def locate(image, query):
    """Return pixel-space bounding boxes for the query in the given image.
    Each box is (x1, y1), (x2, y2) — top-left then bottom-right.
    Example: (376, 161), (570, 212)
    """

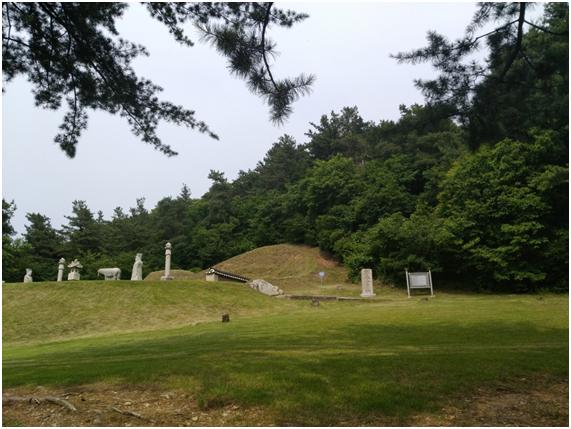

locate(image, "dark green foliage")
(437, 131), (568, 291)
(394, 2), (569, 149)
(22, 213), (63, 281)
(2, 199), (16, 237)
(343, 209), (454, 283)
(2, 2), (312, 157)
(2, 199), (23, 282)
(305, 107), (373, 162)
(61, 200), (103, 257)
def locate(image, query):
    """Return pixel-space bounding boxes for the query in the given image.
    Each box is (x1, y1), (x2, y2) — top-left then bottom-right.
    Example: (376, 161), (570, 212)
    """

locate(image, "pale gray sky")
(3, 2), (485, 234)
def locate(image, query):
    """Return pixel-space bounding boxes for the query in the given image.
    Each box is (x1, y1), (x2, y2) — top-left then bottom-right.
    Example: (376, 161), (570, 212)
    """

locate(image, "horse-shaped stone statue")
(97, 267), (121, 280)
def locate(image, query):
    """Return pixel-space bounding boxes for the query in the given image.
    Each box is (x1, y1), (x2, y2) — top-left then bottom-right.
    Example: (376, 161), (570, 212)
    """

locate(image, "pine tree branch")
(261, 2), (277, 89)
(499, 2), (527, 82)
(524, 19), (569, 36)
(4, 3), (12, 45)
(2, 36), (31, 48)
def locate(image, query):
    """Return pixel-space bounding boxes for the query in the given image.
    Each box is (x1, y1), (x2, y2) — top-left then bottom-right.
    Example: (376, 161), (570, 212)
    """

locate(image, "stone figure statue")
(23, 268), (33, 283)
(131, 253), (143, 281)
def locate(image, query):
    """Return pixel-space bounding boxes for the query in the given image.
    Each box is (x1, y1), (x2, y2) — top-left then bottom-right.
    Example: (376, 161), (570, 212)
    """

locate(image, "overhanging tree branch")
(499, 2), (527, 82)
(261, 2), (277, 89)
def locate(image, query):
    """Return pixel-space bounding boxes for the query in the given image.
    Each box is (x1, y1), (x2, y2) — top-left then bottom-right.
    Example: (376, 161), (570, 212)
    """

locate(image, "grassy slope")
(145, 244), (360, 296)
(2, 280), (302, 345)
(3, 282), (568, 425)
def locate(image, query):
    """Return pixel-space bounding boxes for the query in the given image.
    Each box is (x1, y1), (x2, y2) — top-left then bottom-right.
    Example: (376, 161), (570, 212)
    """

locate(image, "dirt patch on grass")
(2, 384), (275, 427)
(3, 377), (568, 426)
(410, 376), (569, 427)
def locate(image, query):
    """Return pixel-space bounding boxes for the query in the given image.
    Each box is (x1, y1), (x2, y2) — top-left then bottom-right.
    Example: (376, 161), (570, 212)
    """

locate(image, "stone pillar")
(23, 268), (33, 283)
(57, 258), (65, 282)
(160, 242), (174, 280)
(360, 268), (375, 298)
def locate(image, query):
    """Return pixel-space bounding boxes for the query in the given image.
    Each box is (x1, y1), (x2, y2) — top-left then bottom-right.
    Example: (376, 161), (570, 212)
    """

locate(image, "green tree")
(61, 200), (103, 256)
(2, 199), (16, 237)
(305, 107), (373, 161)
(2, 199), (21, 282)
(22, 213), (63, 281)
(437, 131), (568, 291)
(394, 2), (569, 148)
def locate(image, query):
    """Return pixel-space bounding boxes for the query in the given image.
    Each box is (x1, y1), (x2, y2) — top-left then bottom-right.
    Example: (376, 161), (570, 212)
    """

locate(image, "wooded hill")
(2, 4), (568, 292)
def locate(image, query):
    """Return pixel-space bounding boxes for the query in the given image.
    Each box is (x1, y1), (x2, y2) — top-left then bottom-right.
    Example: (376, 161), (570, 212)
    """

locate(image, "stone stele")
(360, 268), (375, 298)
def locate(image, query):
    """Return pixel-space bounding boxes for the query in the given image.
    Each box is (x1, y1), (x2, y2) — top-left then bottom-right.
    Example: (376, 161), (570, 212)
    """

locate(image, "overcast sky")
(3, 2), (488, 234)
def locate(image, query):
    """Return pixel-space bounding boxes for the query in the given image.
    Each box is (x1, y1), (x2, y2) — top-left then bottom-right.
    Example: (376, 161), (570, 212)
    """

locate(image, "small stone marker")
(57, 258), (65, 282)
(23, 268), (33, 283)
(131, 253), (143, 281)
(67, 259), (83, 281)
(222, 314), (230, 323)
(160, 242), (174, 281)
(360, 268), (375, 298)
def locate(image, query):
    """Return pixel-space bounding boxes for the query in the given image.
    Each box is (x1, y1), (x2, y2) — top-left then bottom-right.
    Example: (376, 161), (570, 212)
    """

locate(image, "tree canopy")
(394, 2), (569, 148)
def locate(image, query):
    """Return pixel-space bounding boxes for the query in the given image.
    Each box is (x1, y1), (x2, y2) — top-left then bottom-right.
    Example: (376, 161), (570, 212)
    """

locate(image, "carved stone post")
(160, 242), (174, 280)
(57, 258), (65, 282)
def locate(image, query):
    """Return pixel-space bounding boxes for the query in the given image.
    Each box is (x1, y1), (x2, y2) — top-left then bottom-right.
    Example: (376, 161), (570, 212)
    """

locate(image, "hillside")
(146, 244), (362, 296)
(2, 280), (303, 345)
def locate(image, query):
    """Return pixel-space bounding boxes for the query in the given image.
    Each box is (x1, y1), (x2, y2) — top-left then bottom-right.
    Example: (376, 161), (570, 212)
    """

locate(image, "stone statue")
(131, 253), (143, 281)
(160, 242), (174, 280)
(97, 267), (121, 280)
(23, 268), (33, 283)
(57, 258), (65, 282)
(67, 259), (83, 281)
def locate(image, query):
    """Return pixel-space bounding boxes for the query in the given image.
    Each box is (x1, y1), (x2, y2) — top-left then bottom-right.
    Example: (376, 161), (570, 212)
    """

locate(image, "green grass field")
(2, 280), (568, 425)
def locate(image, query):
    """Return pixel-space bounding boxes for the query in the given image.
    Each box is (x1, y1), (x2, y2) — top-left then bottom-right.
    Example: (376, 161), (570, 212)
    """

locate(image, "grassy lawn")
(2, 280), (303, 344)
(3, 281), (568, 425)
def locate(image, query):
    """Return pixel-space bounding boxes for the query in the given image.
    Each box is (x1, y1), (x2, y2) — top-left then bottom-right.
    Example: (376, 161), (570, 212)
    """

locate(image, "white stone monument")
(97, 267), (121, 280)
(67, 259), (83, 281)
(160, 242), (174, 280)
(249, 279), (284, 296)
(23, 268), (33, 283)
(57, 258), (65, 282)
(131, 253), (143, 281)
(360, 268), (375, 297)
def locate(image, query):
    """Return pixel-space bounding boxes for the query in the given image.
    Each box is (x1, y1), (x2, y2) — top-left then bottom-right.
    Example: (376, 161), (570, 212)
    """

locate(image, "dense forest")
(2, 3), (568, 291)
